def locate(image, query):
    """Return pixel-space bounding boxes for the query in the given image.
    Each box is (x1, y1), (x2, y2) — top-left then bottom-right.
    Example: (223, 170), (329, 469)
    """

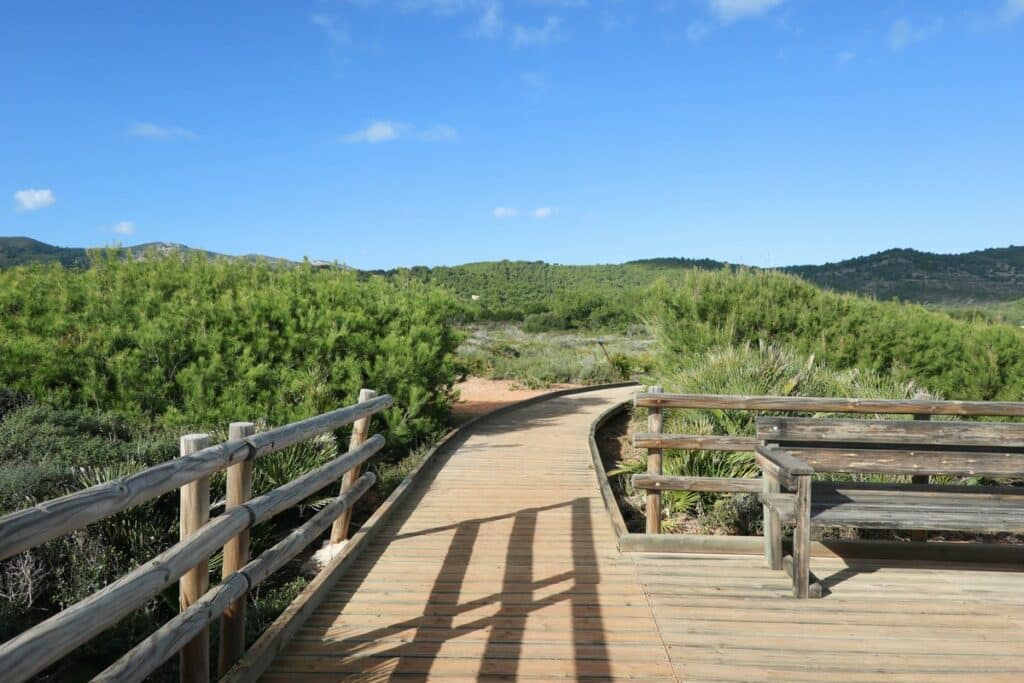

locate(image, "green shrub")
(0, 254), (463, 449)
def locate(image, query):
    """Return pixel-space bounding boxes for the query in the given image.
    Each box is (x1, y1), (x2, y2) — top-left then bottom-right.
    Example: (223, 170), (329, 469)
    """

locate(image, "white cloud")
(311, 13), (350, 44)
(889, 18), (942, 50)
(13, 188), (55, 211)
(687, 20), (712, 43)
(339, 120), (457, 143)
(475, 1), (503, 37)
(836, 50), (856, 65)
(708, 0), (783, 23)
(533, 207), (553, 218)
(112, 221), (136, 235)
(493, 207), (518, 218)
(130, 122), (197, 140)
(520, 71), (550, 90)
(513, 16), (563, 45)
(1002, 0), (1024, 22)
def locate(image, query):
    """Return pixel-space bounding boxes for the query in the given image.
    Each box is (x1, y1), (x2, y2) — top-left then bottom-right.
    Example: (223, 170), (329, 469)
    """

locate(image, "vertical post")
(218, 421), (255, 676)
(793, 475), (812, 599)
(179, 433), (212, 683)
(910, 409), (931, 543)
(645, 386), (664, 535)
(762, 471), (782, 570)
(330, 388), (378, 543)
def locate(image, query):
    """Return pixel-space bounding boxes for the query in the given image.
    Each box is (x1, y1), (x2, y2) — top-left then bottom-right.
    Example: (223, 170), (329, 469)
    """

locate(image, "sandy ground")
(450, 376), (580, 423)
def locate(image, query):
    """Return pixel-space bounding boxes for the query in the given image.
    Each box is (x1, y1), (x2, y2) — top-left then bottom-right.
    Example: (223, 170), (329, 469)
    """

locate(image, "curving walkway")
(264, 385), (674, 681)
(263, 385), (1024, 682)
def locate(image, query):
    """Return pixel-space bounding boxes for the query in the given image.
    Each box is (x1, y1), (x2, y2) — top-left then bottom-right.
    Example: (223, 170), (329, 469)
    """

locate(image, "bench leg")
(762, 473), (782, 570)
(792, 475), (812, 599)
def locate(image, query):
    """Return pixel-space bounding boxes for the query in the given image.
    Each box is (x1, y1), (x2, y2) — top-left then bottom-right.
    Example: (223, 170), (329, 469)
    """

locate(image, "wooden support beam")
(331, 388), (378, 543)
(219, 421), (255, 677)
(910, 410), (931, 543)
(179, 433), (212, 683)
(645, 386), (663, 535)
(782, 554), (823, 598)
(631, 474), (762, 493)
(632, 433), (756, 451)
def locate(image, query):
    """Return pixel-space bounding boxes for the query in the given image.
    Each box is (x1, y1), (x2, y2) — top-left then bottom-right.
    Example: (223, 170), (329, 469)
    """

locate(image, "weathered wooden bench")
(755, 416), (1024, 598)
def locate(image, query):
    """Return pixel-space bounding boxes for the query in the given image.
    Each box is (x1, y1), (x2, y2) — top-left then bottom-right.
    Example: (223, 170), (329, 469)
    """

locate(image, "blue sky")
(3, 1), (1023, 268)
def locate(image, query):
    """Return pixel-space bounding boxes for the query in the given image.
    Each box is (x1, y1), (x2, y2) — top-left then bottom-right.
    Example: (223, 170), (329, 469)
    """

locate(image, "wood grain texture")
(758, 416), (1024, 449)
(262, 385), (679, 682)
(645, 386), (664, 535)
(631, 474), (762, 493)
(179, 433), (212, 683)
(0, 394), (393, 562)
(220, 421), (255, 677)
(636, 392), (1024, 416)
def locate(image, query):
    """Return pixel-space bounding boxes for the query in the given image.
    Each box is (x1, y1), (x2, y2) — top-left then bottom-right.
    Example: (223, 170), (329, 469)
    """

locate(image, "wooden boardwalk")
(265, 386), (1024, 682)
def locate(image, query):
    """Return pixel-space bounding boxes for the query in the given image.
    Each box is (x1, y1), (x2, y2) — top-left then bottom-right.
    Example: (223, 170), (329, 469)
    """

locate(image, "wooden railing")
(0, 390), (393, 683)
(632, 390), (1024, 534)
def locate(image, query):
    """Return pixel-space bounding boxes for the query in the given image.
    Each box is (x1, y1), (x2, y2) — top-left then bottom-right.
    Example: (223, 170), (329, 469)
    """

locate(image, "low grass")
(457, 323), (654, 389)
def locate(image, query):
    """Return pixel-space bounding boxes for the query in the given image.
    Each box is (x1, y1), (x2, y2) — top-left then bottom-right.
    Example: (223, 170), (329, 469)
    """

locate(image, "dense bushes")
(646, 268), (1024, 401)
(617, 343), (926, 534)
(0, 253), (463, 446)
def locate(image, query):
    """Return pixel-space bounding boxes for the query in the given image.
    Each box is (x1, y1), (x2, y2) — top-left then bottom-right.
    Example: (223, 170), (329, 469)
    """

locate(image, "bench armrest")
(755, 444), (814, 476)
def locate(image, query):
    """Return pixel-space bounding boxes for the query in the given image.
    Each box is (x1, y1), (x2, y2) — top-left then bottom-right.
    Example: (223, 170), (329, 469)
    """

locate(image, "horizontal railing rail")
(631, 390), (1024, 533)
(0, 390), (393, 683)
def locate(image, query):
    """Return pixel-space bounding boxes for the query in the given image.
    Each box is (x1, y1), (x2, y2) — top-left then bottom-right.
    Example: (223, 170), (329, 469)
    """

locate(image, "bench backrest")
(756, 417), (1024, 478)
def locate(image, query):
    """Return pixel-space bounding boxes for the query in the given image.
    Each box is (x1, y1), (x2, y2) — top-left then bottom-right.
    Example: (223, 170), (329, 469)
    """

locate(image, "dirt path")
(450, 377), (580, 423)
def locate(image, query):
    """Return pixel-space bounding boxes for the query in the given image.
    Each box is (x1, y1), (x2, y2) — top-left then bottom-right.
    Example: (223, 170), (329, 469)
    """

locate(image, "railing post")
(179, 433), (212, 683)
(911, 397), (931, 542)
(330, 388), (379, 543)
(645, 386), (664, 534)
(218, 421), (255, 676)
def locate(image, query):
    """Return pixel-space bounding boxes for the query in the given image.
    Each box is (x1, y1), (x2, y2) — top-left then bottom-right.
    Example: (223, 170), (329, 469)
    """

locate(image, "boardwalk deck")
(264, 386), (1024, 682)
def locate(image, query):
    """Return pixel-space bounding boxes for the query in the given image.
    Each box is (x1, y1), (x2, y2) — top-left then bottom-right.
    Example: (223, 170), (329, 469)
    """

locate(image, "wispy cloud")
(836, 50), (856, 66)
(513, 16), (563, 45)
(112, 220), (136, 236)
(520, 71), (550, 90)
(475, 1), (503, 37)
(311, 13), (349, 44)
(13, 188), (55, 211)
(1002, 0), (1024, 23)
(687, 20), (712, 43)
(493, 206), (554, 219)
(533, 207), (553, 218)
(130, 122), (197, 140)
(493, 207), (519, 218)
(708, 0), (783, 24)
(340, 120), (458, 144)
(889, 18), (942, 50)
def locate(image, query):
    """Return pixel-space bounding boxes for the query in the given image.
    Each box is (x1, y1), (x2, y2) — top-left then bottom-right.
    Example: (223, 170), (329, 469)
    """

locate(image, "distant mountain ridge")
(4, 236), (1024, 305)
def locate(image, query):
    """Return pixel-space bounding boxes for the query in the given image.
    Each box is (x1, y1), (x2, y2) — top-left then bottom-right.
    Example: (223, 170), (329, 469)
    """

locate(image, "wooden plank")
(757, 416), (1024, 449)
(0, 394), (394, 562)
(219, 421), (255, 677)
(632, 433), (756, 452)
(635, 392), (1024, 417)
(755, 444), (814, 475)
(792, 476), (812, 598)
(179, 433), (212, 683)
(588, 400), (631, 540)
(645, 386), (663, 535)
(331, 388), (378, 543)
(631, 474), (762, 493)
(780, 447), (1024, 477)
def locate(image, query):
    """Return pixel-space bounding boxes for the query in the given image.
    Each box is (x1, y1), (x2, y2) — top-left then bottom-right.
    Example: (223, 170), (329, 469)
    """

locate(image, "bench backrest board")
(756, 417), (1024, 478)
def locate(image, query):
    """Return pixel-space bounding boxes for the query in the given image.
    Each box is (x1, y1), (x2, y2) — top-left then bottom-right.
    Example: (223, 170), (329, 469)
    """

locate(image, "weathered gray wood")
(636, 392), (1024, 417)
(179, 433), (211, 683)
(792, 475), (812, 598)
(758, 416), (1024, 449)
(645, 386), (664, 535)
(631, 474), (762, 493)
(331, 388), (377, 543)
(0, 395), (393, 562)
(219, 421), (256, 677)
(632, 433), (757, 451)
(910, 411), (932, 543)
(95, 474), (376, 683)
(0, 434), (385, 683)
(763, 470), (782, 570)
(755, 444), (815, 476)
(777, 447), (1024, 478)
(781, 554), (823, 599)
(753, 451), (798, 490)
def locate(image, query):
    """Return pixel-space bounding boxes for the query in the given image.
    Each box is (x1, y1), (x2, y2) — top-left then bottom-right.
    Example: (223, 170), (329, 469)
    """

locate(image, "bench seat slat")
(760, 485), (1024, 533)
(757, 416), (1024, 449)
